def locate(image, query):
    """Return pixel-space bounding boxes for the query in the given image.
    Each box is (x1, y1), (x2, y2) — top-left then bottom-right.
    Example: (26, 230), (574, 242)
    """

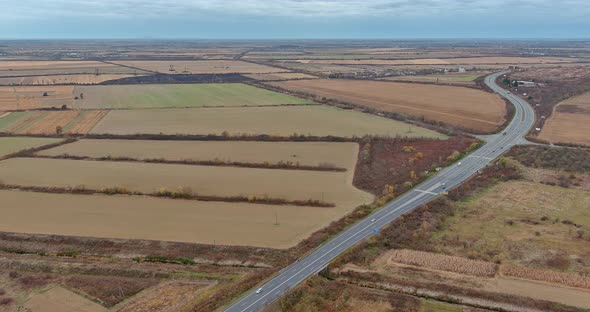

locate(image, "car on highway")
(457, 162), (462, 166)
(371, 218), (376, 222)
(256, 288), (263, 294)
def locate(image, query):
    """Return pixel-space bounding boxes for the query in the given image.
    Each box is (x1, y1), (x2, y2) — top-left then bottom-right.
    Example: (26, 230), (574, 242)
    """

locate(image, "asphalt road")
(224, 71), (535, 312)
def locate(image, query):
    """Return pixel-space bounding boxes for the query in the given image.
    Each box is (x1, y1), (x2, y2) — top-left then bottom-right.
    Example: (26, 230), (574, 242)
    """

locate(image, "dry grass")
(65, 110), (108, 134)
(23, 286), (107, 312)
(501, 265), (590, 290)
(0, 61), (138, 77)
(38, 139), (359, 169)
(386, 249), (498, 277)
(118, 282), (209, 312)
(21, 111), (80, 135)
(90, 106), (446, 138)
(292, 57), (577, 65)
(0, 137), (63, 157)
(539, 91), (590, 146)
(269, 79), (506, 132)
(64, 275), (158, 307)
(243, 72), (318, 81)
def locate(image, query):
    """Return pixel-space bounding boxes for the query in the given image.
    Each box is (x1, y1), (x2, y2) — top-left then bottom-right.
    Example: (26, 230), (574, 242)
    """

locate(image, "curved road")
(225, 71), (535, 312)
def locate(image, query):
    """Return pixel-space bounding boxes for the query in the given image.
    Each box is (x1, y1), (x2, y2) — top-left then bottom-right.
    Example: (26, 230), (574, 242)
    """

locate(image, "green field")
(0, 112), (28, 132)
(72, 83), (312, 109)
(0, 137), (63, 157)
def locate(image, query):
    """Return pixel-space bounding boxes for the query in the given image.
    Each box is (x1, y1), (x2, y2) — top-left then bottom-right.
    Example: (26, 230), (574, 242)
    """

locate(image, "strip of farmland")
(269, 79), (506, 132)
(0, 137), (63, 158)
(0, 190), (354, 248)
(38, 139), (359, 169)
(0, 157), (373, 207)
(90, 106), (446, 138)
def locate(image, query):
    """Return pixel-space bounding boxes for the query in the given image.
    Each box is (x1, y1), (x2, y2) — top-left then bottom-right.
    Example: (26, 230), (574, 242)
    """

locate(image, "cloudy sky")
(0, 0), (588, 39)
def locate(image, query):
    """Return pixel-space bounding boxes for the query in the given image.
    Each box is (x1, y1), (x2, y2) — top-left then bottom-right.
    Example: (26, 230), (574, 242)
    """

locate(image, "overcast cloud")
(0, 0), (588, 38)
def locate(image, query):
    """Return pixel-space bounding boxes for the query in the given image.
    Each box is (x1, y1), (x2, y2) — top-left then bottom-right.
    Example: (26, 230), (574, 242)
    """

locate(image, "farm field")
(72, 83), (312, 109)
(290, 56), (577, 65)
(0, 110), (107, 135)
(109, 60), (285, 74)
(38, 139), (359, 168)
(430, 180), (590, 274)
(0, 157), (372, 206)
(379, 72), (488, 85)
(0, 74), (142, 85)
(270, 79), (506, 132)
(0, 60), (142, 76)
(23, 286), (107, 312)
(0, 189), (369, 248)
(539, 91), (590, 146)
(0, 137), (63, 157)
(0, 85), (73, 110)
(90, 105), (445, 138)
(243, 72), (318, 81)
(119, 282), (210, 312)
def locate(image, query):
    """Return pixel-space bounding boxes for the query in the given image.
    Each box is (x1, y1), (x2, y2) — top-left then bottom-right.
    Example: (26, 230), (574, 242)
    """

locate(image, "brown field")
(0, 157), (372, 206)
(270, 79), (506, 132)
(243, 72), (318, 81)
(0, 189), (368, 248)
(384, 249), (498, 277)
(539, 91), (590, 145)
(379, 72), (488, 86)
(0, 61), (139, 77)
(291, 57), (577, 65)
(38, 139), (359, 169)
(64, 110), (108, 134)
(20, 111), (80, 135)
(119, 282), (210, 312)
(0, 86), (74, 110)
(90, 106), (446, 138)
(501, 265), (590, 290)
(0, 137), (63, 157)
(109, 60), (284, 74)
(23, 286), (106, 312)
(0, 74), (142, 85)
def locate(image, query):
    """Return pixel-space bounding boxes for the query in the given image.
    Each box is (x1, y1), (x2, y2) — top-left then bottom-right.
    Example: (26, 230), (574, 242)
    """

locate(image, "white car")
(371, 218), (376, 222)
(457, 162), (462, 166)
(256, 288), (263, 294)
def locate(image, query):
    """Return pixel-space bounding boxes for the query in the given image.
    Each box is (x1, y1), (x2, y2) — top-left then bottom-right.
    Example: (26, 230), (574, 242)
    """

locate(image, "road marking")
(467, 155), (493, 160)
(413, 189), (438, 195)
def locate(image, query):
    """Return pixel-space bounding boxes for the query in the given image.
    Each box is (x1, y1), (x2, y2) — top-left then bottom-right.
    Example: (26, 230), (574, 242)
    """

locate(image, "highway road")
(225, 71), (535, 312)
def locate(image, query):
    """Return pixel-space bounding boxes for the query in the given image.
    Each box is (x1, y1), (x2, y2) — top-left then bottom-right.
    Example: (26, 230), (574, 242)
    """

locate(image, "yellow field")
(109, 60), (284, 74)
(0, 85), (74, 110)
(90, 106), (446, 138)
(0, 189), (369, 248)
(38, 139), (359, 168)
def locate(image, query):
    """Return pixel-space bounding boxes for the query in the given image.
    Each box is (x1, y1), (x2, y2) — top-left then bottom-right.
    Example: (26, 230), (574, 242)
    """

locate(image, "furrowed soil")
(72, 83), (312, 109)
(269, 79), (506, 132)
(0, 137), (63, 157)
(90, 106), (446, 138)
(109, 60), (284, 74)
(539, 91), (590, 146)
(0, 189), (367, 248)
(38, 139), (359, 168)
(0, 157), (371, 206)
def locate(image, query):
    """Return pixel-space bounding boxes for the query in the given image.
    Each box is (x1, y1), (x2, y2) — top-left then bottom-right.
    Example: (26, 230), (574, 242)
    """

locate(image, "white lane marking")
(414, 189), (438, 195)
(235, 183), (440, 311)
(467, 155), (493, 160)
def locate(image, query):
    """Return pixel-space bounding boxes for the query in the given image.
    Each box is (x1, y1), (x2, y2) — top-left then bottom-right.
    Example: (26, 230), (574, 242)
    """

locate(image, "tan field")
(379, 72), (488, 85)
(0, 189), (369, 248)
(0, 74), (142, 85)
(0, 157), (373, 206)
(0, 61), (139, 76)
(292, 57), (577, 65)
(0, 137), (63, 157)
(243, 72), (318, 81)
(0, 85), (74, 110)
(110, 60), (285, 74)
(24, 286), (107, 312)
(64, 110), (109, 134)
(90, 106), (446, 138)
(539, 92), (590, 145)
(119, 282), (210, 312)
(270, 79), (506, 132)
(38, 139), (359, 168)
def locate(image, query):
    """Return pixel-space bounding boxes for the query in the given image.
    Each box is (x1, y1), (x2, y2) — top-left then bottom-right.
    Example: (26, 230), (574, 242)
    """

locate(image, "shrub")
(388, 249), (498, 277)
(501, 265), (590, 289)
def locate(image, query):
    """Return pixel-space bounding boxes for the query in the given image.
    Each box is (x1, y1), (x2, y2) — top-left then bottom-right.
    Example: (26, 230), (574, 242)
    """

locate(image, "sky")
(0, 0), (588, 39)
